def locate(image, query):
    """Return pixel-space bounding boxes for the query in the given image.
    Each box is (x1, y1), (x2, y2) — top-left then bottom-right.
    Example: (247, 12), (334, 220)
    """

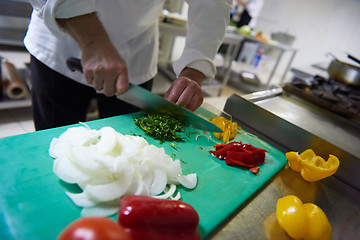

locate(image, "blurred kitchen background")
(1, 0), (360, 138)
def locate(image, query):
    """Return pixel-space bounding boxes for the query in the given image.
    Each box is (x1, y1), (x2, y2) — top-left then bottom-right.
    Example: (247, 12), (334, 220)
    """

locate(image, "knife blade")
(66, 57), (222, 132)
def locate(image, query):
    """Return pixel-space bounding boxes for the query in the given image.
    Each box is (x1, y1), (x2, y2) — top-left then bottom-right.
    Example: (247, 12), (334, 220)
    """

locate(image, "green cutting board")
(0, 110), (287, 240)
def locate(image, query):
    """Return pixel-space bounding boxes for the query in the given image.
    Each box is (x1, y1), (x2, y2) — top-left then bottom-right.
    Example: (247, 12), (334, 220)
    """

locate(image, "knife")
(66, 57), (222, 132)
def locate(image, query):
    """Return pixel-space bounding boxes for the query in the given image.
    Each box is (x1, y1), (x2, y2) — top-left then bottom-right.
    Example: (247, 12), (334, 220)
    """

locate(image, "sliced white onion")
(68, 147), (103, 170)
(132, 173), (149, 196)
(96, 127), (118, 155)
(53, 156), (91, 184)
(58, 126), (99, 147)
(150, 169), (167, 195)
(81, 204), (120, 217)
(84, 168), (134, 202)
(177, 173), (198, 189)
(49, 138), (63, 158)
(170, 191), (181, 200)
(153, 184), (177, 199)
(65, 192), (97, 208)
(49, 126), (198, 216)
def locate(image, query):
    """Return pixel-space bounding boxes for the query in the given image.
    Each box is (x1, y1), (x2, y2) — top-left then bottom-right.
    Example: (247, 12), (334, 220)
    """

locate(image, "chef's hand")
(165, 67), (205, 111)
(81, 40), (129, 96)
(57, 13), (129, 96)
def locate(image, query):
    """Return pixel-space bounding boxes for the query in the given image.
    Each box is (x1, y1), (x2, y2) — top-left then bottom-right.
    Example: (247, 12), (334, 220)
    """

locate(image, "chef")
(24, 0), (232, 130)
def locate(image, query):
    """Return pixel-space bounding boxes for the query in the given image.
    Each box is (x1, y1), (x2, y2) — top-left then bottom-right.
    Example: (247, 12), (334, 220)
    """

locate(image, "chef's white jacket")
(24, 0), (232, 86)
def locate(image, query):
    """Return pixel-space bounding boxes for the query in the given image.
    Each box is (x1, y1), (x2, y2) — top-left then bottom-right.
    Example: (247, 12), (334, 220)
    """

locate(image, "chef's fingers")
(116, 67), (129, 94)
(184, 91), (204, 112)
(165, 77), (188, 103)
(85, 62), (128, 96)
(93, 76), (105, 92)
(177, 82), (203, 111)
(84, 70), (94, 85)
(176, 83), (197, 108)
(102, 66), (125, 96)
(90, 66), (108, 92)
(165, 77), (203, 111)
(102, 75), (117, 96)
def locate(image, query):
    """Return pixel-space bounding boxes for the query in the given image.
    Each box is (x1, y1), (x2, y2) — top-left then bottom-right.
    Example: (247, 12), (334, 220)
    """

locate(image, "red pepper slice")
(213, 143), (226, 151)
(241, 143), (258, 152)
(210, 142), (243, 159)
(226, 151), (255, 167)
(209, 141), (267, 173)
(118, 195), (200, 240)
(250, 166), (260, 174)
(213, 141), (243, 151)
(252, 149), (266, 165)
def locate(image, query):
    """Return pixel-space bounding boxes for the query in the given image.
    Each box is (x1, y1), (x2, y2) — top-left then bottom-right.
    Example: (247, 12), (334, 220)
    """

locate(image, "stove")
(283, 74), (360, 118)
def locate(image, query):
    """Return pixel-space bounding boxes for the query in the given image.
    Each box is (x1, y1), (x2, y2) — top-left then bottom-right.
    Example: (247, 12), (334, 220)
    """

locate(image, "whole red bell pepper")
(118, 195), (200, 240)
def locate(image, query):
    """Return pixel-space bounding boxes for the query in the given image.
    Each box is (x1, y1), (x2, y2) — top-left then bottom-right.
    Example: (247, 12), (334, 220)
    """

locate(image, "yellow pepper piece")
(276, 195), (332, 240)
(276, 195), (308, 239)
(210, 116), (239, 143)
(303, 203), (332, 240)
(285, 149), (340, 182)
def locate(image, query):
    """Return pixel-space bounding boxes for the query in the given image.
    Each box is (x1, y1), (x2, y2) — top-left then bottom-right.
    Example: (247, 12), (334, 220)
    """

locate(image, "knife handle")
(66, 57), (83, 73)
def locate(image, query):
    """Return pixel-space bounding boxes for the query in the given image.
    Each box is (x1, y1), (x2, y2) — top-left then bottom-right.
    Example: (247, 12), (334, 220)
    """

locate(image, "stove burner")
(284, 75), (360, 117)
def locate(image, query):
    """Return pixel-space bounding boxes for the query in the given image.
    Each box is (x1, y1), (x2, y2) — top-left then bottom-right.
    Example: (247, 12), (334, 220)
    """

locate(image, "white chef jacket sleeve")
(29, 0), (97, 37)
(173, 0), (232, 79)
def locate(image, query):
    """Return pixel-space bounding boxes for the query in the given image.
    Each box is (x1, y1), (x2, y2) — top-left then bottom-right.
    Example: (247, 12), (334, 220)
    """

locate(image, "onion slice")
(153, 184), (177, 199)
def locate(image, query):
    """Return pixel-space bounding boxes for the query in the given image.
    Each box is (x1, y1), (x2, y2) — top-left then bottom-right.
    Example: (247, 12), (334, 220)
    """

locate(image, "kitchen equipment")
(66, 57), (221, 132)
(1, 59), (29, 99)
(346, 52), (360, 65)
(284, 74), (360, 117)
(0, 111), (287, 240)
(326, 52), (360, 87)
(271, 31), (296, 46)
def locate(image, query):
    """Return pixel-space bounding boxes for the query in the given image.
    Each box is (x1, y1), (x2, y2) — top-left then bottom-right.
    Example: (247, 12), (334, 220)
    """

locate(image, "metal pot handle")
(325, 52), (338, 61)
(346, 52), (360, 65)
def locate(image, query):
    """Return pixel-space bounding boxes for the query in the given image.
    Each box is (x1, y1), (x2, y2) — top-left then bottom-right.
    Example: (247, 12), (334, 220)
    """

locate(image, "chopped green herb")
(180, 159), (187, 164)
(186, 131), (197, 138)
(134, 113), (185, 143)
(170, 142), (179, 149)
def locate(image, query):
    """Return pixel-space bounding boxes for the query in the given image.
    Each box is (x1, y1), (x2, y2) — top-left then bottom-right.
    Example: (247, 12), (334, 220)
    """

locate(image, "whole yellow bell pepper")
(276, 195), (332, 240)
(285, 149), (339, 182)
(210, 116), (239, 143)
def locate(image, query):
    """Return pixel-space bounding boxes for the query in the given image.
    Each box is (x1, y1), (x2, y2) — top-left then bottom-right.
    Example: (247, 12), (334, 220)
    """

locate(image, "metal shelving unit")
(0, 1), (32, 110)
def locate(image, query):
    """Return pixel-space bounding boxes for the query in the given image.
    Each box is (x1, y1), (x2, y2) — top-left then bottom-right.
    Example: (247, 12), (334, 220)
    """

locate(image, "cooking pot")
(326, 53), (360, 87)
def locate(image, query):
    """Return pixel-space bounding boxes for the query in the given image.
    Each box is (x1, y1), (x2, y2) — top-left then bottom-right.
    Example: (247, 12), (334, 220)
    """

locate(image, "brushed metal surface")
(203, 93), (360, 239)
(224, 93), (360, 191)
(209, 166), (360, 240)
(254, 94), (360, 157)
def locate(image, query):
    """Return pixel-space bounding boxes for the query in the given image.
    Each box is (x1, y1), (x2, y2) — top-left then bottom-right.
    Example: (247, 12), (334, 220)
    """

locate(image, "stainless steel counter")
(245, 89), (360, 158)
(204, 92), (360, 239)
(210, 166), (360, 239)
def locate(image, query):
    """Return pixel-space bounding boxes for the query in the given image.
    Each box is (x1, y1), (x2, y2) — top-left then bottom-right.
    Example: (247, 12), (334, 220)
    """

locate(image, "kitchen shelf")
(0, 98), (31, 110)
(0, 27), (27, 47)
(0, 1), (32, 18)
(0, 0), (31, 47)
